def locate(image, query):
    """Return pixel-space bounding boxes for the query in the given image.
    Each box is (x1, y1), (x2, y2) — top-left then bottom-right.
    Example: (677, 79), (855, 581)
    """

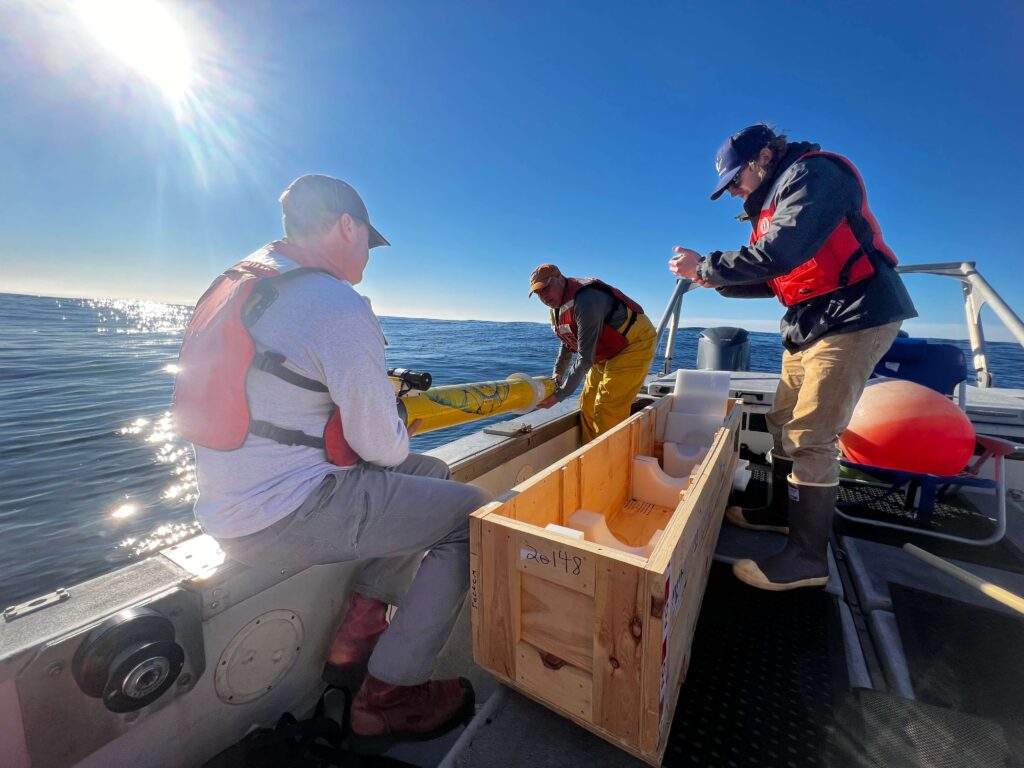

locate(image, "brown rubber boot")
(725, 454), (793, 534)
(322, 593), (389, 689)
(349, 674), (476, 753)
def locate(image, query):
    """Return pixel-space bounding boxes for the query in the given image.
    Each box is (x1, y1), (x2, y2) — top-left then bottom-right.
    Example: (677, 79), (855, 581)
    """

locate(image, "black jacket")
(697, 141), (917, 351)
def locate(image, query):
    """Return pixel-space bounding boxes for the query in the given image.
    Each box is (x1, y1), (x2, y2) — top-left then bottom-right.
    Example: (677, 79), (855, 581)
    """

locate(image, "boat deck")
(366, 373), (1024, 767)
(452, 559), (847, 768)
(6, 370), (1024, 767)
(441, 461), (1024, 768)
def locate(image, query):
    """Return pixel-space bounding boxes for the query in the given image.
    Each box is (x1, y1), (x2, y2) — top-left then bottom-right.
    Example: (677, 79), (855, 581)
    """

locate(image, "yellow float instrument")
(395, 373), (557, 435)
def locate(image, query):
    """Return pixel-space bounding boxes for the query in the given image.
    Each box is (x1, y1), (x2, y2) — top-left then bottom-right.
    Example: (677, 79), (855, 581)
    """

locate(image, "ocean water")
(2, 291), (1023, 607)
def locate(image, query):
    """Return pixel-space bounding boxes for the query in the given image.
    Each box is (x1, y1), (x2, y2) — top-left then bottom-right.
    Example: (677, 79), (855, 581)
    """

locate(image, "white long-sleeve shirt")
(193, 250), (408, 538)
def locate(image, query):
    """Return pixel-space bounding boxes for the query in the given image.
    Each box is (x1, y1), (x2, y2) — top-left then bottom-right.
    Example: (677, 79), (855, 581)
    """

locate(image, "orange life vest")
(754, 151), (898, 306)
(552, 277), (645, 363)
(171, 251), (359, 466)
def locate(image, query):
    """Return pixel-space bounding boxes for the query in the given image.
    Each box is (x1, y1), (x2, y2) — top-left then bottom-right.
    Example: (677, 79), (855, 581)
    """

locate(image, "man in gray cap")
(669, 125), (916, 592)
(173, 174), (488, 750)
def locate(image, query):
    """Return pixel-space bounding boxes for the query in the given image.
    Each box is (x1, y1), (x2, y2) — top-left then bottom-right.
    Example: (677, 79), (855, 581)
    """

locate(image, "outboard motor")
(696, 326), (751, 372)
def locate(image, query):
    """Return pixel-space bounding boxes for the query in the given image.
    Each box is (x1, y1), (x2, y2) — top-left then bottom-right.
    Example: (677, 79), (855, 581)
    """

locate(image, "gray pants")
(219, 454), (492, 685)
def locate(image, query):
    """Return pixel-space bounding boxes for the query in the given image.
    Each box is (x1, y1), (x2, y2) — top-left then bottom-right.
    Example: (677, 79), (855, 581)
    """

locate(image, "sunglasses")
(727, 166), (746, 189)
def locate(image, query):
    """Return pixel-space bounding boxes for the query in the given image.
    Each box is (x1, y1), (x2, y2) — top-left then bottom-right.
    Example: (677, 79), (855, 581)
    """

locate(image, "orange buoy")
(839, 378), (975, 476)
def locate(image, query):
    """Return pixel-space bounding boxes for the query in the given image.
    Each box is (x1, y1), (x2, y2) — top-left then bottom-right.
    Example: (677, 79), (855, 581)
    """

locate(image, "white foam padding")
(671, 369), (731, 417)
(544, 523), (585, 540)
(733, 459), (752, 492)
(631, 456), (689, 509)
(664, 411), (723, 447)
(663, 441), (708, 478)
(566, 509), (664, 558)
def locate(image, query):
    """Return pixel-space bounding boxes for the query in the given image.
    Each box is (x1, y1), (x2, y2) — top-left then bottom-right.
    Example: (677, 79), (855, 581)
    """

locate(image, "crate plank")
(475, 518), (518, 678)
(579, 426), (632, 518)
(469, 550), (481, 640)
(520, 573), (595, 672)
(510, 469), (562, 527)
(629, 419), (641, 463)
(515, 529), (596, 596)
(578, 437), (613, 517)
(652, 423), (737, 756)
(593, 560), (645, 748)
(640, 568), (669, 754)
(516, 640), (593, 721)
(560, 462), (580, 526)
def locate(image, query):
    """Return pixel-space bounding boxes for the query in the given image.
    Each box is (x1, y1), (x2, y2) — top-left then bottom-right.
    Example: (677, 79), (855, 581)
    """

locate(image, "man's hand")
(669, 246), (715, 287)
(668, 246), (702, 279)
(536, 395), (559, 409)
(406, 418), (423, 437)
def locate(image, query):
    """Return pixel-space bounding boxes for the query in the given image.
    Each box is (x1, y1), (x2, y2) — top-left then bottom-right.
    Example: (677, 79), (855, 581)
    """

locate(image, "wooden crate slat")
(578, 437), (612, 516)
(592, 559), (645, 749)
(520, 573), (595, 672)
(475, 518), (518, 678)
(510, 468), (562, 527)
(515, 529), (597, 596)
(651, 417), (738, 756)
(560, 462), (580, 526)
(515, 640), (594, 722)
(579, 425), (632, 518)
(640, 566), (669, 754)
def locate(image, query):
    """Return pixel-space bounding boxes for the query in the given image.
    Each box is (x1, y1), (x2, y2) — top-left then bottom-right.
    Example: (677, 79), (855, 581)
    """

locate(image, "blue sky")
(3, 1), (1023, 339)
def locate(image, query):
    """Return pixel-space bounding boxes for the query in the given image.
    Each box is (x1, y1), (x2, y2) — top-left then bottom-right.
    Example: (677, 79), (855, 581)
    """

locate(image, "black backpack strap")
(243, 266), (329, 327)
(252, 351), (330, 392)
(618, 307), (638, 337)
(250, 420), (327, 450)
(837, 246), (869, 289)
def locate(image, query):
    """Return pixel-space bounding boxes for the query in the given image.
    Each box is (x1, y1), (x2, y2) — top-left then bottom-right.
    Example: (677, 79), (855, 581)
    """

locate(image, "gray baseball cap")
(279, 174), (390, 248)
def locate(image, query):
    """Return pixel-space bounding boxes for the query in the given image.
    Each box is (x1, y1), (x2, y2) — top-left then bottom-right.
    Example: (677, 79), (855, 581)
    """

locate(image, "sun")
(74, 0), (192, 103)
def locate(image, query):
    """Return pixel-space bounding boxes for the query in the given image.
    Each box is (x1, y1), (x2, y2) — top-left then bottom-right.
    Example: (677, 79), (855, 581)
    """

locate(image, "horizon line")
(2, 289), (1013, 344)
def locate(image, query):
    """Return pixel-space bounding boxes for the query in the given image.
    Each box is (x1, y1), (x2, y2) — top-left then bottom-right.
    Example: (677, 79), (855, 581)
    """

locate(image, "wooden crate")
(470, 397), (741, 765)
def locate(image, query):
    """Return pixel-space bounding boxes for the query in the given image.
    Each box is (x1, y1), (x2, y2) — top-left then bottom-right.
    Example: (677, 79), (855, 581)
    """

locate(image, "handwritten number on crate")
(523, 542), (583, 576)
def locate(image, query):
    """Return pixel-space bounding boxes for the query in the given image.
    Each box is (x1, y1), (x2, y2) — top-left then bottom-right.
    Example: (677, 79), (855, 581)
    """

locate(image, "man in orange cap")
(529, 264), (657, 442)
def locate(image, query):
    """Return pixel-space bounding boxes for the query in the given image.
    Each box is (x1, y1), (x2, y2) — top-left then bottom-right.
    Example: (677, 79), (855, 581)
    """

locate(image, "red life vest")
(551, 278), (645, 363)
(171, 249), (359, 466)
(753, 151), (898, 307)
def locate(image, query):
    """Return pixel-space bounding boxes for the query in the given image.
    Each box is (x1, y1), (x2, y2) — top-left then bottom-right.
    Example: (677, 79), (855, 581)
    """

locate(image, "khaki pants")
(766, 322), (902, 486)
(579, 313), (657, 443)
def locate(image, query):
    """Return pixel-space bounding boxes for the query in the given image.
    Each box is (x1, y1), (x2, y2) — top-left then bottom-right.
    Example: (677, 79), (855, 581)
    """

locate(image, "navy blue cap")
(710, 124), (776, 201)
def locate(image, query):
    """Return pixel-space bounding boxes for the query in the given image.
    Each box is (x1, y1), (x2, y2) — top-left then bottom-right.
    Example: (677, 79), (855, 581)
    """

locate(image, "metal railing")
(654, 263), (1024, 387)
(896, 262), (1024, 388)
(653, 278), (696, 375)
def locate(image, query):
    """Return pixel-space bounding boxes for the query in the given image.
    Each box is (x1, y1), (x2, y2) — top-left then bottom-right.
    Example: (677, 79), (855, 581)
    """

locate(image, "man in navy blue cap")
(708, 123), (779, 202)
(668, 125), (917, 591)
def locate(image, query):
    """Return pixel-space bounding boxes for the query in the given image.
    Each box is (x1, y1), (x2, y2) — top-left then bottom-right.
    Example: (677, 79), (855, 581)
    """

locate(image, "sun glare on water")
(74, 0), (192, 103)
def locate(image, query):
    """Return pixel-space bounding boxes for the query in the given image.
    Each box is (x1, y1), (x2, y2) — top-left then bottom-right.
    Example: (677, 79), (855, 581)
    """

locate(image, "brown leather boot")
(322, 593), (389, 689)
(349, 673), (476, 753)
